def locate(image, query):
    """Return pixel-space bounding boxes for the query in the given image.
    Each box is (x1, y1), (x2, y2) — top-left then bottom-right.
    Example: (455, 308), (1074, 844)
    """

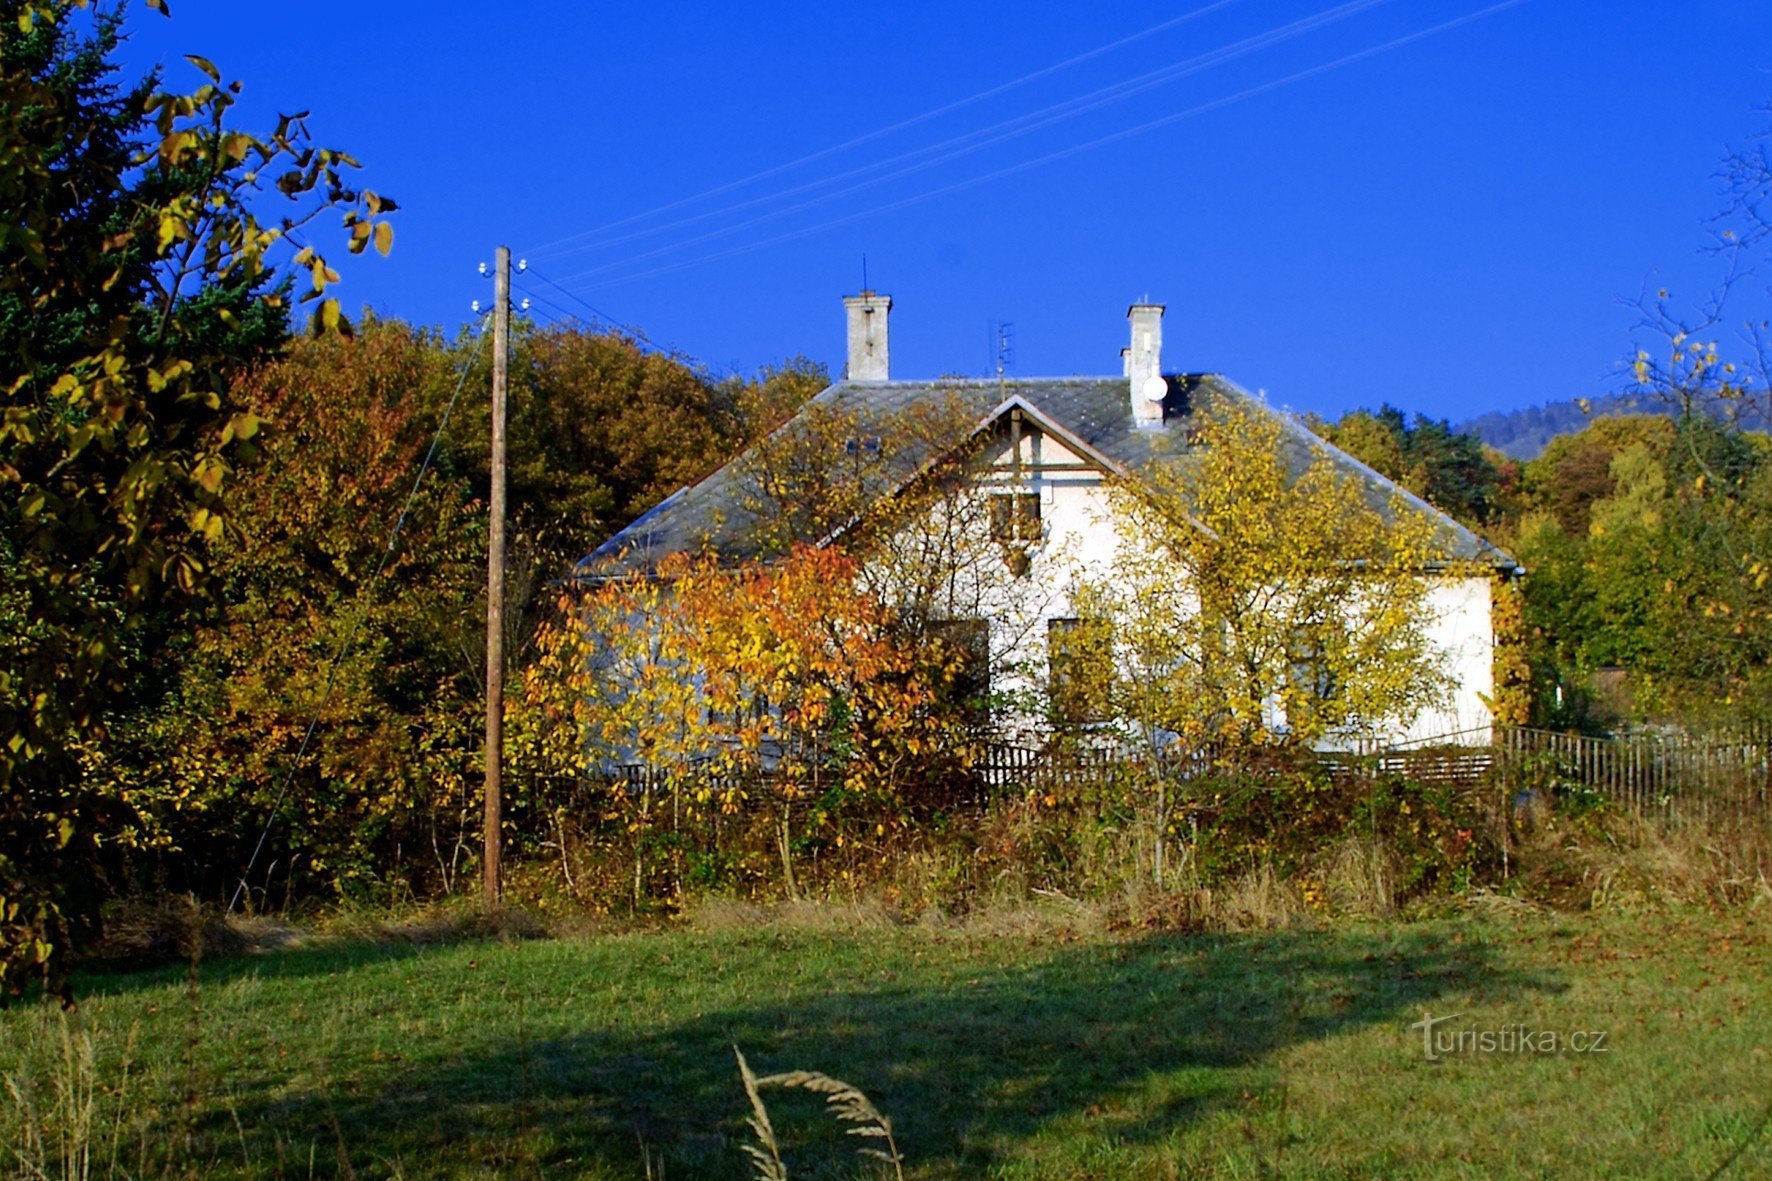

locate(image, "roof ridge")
(1212, 377), (1518, 569)
(583, 371), (1517, 575)
(834, 375), (1129, 388)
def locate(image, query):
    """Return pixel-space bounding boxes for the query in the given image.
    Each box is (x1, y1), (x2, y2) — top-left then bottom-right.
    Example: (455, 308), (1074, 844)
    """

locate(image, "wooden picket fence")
(1493, 725), (1771, 821)
(972, 742), (1212, 794)
(1336, 724), (1771, 821)
(605, 725), (1771, 823)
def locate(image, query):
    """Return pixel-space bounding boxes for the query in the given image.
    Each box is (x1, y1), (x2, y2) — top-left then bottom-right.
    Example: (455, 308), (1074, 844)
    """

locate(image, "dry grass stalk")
(734, 1046), (787, 1181)
(1213, 863), (1314, 930)
(733, 1046), (905, 1181)
(3, 1012), (115, 1181)
(1321, 838), (1395, 917)
(689, 897), (896, 934)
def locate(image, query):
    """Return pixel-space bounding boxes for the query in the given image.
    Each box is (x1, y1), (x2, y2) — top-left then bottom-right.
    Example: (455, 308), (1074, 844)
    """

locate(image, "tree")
(1319, 404), (1503, 529)
(84, 311), (811, 914)
(1, 0), (393, 999)
(1535, 105), (1772, 728)
(517, 327), (740, 544)
(94, 319), (487, 904)
(516, 547), (970, 902)
(512, 557), (711, 906)
(724, 395), (973, 558)
(1512, 409), (1772, 726)
(1078, 399), (1455, 754)
(493, 327), (826, 663)
(1623, 104), (1772, 467)
(1520, 414), (1677, 536)
(725, 388), (1068, 716)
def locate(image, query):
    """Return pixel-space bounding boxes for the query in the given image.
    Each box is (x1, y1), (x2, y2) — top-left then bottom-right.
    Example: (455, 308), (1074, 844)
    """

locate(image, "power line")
(515, 268), (714, 372)
(512, 286), (581, 328)
(537, 0), (1389, 276)
(522, 268), (638, 333)
(518, 0), (1251, 259)
(228, 315), (494, 914)
(548, 1), (1527, 295)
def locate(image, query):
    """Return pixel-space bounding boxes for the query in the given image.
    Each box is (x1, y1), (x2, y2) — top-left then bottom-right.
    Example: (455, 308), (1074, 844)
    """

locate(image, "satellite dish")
(1140, 375), (1168, 403)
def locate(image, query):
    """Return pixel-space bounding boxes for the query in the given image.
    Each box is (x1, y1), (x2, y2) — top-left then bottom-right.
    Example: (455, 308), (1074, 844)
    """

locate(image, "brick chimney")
(1127, 302), (1165, 427)
(844, 291), (891, 382)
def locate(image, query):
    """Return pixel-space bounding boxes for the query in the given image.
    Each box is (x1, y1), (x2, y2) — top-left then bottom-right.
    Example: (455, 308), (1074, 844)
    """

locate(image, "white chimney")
(1127, 302), (1165, 427)
(844, 291), (891, 382)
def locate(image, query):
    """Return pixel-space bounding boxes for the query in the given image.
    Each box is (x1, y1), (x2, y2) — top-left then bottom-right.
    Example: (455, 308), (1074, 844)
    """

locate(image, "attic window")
(989, 491), (1041, 542)
(844, 435), (882, 458)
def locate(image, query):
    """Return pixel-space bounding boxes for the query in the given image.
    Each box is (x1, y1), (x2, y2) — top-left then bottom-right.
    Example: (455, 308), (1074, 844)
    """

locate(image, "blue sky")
(118, 1), (1772, 422)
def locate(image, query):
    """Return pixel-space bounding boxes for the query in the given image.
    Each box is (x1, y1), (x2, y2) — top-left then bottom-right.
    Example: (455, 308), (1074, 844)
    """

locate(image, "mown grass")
(2, 905), (1768, 1179)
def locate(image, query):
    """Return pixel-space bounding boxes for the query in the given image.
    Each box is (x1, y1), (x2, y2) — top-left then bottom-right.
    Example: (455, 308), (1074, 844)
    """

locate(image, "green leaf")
(186, 54), (221, 82)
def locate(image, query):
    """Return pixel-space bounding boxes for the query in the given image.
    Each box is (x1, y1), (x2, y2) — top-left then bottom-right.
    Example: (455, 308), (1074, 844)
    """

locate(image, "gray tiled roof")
(578, 374), (1517, 577)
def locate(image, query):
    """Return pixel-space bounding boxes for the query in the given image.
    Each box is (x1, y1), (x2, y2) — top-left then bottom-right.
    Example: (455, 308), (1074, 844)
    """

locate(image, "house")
(579, 293), (1519, 747)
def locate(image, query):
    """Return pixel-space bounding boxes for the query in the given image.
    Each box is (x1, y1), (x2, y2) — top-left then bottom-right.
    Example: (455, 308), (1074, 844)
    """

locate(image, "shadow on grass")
(205, 926), (1555, 1178)
(71, 906), (552, 1000)
(71, 936), (437, 1000)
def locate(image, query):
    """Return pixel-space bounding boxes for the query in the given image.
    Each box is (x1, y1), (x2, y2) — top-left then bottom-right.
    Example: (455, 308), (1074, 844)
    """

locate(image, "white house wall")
(1410, 575), (1496, 745)
(867, 422), (1497, 748)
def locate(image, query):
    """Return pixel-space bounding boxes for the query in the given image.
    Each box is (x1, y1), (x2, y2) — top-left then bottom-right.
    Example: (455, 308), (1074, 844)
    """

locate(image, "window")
(929, 619), (990, 723)
(989, 491), (1041, 542)
(844, 435), (882, 458)
(1287, 638), (1336, 703)
(1047, 617), (1113, 725)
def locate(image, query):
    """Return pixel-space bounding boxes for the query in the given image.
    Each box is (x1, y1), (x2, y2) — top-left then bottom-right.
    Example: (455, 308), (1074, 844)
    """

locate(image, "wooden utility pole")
(483, 245), (510, 906)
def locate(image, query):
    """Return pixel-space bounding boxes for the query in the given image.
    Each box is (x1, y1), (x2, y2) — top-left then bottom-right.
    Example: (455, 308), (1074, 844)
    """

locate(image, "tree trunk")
(778, 806), (797, 900)
(1155, 775), (1168, 888)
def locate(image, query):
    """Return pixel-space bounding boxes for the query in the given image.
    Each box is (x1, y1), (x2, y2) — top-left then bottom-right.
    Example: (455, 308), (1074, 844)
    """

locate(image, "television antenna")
(994, 320), (1015, 387)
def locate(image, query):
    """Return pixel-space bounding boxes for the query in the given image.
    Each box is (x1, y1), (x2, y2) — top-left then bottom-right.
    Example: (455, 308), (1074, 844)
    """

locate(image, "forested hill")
(1461, 394), (1771, 459)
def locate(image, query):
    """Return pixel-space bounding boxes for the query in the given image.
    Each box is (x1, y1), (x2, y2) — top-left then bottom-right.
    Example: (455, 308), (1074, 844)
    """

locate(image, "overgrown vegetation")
(0, 0), (395, 999)
(86, 316), (824, 912)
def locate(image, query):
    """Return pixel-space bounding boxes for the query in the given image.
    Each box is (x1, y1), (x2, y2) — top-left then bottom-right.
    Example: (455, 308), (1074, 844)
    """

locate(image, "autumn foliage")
(1082, 398), (1458, 752)
(1, 1), (394, 997)
(513, 546), (979, 901)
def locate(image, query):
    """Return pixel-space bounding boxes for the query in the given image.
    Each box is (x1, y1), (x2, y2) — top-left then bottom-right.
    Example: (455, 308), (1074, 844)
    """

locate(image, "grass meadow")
(2, 904), (1768, 1179)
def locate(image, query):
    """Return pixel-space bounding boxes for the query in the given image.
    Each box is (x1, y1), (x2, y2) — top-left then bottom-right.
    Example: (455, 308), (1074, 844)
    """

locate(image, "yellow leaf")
(374, 221), (393, 257)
